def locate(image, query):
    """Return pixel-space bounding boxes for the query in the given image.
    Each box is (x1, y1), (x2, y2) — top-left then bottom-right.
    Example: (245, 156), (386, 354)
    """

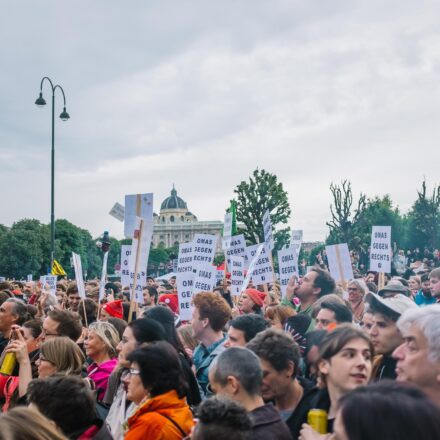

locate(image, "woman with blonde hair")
(347, 278), (368, 323)
(0, 406), (67, 440)
(5, 335), (85, 400)
(85, 321), (120, 400)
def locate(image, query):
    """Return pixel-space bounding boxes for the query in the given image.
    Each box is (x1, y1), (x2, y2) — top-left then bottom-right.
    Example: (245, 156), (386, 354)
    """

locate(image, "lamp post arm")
(53, 84), (67, 107)
(40, 76), (55, 94)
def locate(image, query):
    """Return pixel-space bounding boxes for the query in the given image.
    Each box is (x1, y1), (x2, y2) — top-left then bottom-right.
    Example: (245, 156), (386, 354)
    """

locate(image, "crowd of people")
(0, 262), (440, 439)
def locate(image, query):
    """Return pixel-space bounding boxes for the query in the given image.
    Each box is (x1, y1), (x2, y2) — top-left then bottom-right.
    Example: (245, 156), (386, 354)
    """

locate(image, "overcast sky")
(1, 1), (440, 242)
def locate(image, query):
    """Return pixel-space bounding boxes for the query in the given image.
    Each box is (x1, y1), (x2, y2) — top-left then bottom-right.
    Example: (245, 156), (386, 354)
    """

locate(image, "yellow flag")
(52, 259), (66, 276)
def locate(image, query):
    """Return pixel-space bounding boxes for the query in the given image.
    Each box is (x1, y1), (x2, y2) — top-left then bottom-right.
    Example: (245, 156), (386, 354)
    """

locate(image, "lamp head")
(35, 92), (46, 107)
(59, 107), (70, 121)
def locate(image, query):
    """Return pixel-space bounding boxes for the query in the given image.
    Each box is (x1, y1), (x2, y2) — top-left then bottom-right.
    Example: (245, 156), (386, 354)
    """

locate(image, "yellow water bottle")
(0, 352), (17, 376)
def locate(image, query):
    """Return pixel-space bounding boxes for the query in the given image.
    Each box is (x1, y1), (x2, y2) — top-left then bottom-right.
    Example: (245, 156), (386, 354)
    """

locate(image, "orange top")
(125, 389), (194, 440)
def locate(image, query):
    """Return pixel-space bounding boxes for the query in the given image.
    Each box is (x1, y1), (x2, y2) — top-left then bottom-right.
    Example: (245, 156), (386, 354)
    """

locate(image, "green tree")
(326, 180), (367, 247)
(405, 180), (440, 250)
(0, 219), (53, 278)
(148, 248), (169, 274)
(233, 169), (291, 249)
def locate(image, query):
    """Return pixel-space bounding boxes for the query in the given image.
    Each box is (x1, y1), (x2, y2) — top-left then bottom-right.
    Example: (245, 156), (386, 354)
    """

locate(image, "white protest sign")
(193, 234), (218, 265)
(325, 243), (354, 283)
(263, 210), (274, 251)
(27, 274), (33, 282)
(39, 275), (57, 296)
(241, 244), (264, 293)
(370, 226), (392, 273)
(192, 264), (217, 295)
(177, 272), (195, 321)
(278, 246), (299, 298)
(72, 252), (86, 299)
(290, 229), (303, 254)
(215, 269), (224, 283)
(121, 245), (132, 287)
(99, 251), (109, 302)
(246, 243), (274, 285)
(177, 242), (194, 274)
(225, 234), (247, 267)
(124, 193), (153, 238)
(109, 202), (125, 222)
(222, 212), (233, 250)
(230, 256), (245, 296)
(0, 277), (5, 282)
(129, 217), (153, 304)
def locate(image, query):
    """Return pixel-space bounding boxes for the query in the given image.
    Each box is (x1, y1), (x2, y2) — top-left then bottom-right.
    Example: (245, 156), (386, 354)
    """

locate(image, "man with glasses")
(42, 309), (82, 342)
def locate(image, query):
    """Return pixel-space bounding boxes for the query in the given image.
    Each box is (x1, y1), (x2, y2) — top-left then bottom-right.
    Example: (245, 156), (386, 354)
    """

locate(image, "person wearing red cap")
(101, 300), (123, 320)
(239, 289), (266, 316)
(158, 294), (179, 315)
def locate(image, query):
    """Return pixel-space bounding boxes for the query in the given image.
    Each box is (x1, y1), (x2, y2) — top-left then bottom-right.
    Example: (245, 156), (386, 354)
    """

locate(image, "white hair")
(348, 278), (368, 296)
(397, 305), (440, 363)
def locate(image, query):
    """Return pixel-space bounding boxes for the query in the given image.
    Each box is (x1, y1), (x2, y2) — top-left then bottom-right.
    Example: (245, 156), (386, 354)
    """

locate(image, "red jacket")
(125, 390), (194, 440)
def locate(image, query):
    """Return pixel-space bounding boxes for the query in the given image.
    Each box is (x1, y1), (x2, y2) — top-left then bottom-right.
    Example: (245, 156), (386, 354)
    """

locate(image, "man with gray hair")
(393, 304), (440, 407)
(0, 298), (29, 354)
(208, 347), (291, 440)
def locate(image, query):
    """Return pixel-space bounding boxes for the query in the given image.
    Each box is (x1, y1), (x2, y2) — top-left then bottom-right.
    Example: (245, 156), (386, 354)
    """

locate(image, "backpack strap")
(160, 413), (187, 437)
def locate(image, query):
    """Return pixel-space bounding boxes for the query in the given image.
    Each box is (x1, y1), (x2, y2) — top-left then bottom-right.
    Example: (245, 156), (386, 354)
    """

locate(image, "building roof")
(160, 186), (188, 210)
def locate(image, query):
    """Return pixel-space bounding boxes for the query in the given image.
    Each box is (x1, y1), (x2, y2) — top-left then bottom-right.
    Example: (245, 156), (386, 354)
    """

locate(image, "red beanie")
(245, 288), (265, 307)
(158, 294), (179, 314)
(102, 299), (123, 319)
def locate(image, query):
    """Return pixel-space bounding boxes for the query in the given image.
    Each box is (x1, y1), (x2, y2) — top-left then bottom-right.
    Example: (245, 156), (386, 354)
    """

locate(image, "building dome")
(160, 186), (188, 210)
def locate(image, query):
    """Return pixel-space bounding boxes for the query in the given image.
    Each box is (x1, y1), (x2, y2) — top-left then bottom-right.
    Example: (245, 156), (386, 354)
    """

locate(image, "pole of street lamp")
(35, 77), (70, 269)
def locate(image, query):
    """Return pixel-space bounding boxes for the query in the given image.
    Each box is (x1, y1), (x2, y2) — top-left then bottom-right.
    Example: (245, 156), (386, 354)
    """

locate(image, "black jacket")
(250, 403), (292, 440)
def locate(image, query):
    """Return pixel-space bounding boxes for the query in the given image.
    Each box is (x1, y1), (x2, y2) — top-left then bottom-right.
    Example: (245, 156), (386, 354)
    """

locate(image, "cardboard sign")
(177, 272), (195, 321)
(124, 193), (153, 238)
(230, 256), (245, 296)
(325, 243), (353, 282)
(193, 234), (218, 265)
(193, 264), (217, 295)
(278, 246), (299, 298)
(225, 234), (247, 267)
(129, 218), (153, 304)
(241, 244), (264, 293)
(177, 242), (194, 274)
(370, 226), (392, 273)
(222, 212), (233, 250)
(263, 210), (274, 251)
(99, 251), (109, 302)
(109, 202), (125, 222)
(246, 243), (274, 285)
(72, 252), (86, 299)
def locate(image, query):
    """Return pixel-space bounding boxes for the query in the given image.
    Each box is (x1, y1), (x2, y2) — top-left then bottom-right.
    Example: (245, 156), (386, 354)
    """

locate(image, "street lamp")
(35, 77), (70, 268)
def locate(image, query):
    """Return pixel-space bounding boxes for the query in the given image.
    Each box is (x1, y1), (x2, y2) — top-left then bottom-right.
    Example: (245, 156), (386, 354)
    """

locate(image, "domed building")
(152, 186), (223, 251)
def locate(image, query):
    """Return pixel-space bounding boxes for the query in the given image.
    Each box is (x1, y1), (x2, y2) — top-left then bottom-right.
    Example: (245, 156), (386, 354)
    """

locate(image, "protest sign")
(27, 274), (33, 282)
(370, 226), (392, 273)
(129, 218), (153, 306)
(193, 264), (217, 295)
(0, 277), (5, 282)
(109, 202), (125, 222)
(222, 212), (233, 250)
(246, 243), (274, 285)
(278, 246), (299, 298)
(40, 275), (57, 296)
(193, 234), (218, 265)
(290, 229), (303, 254)
(98, 251), (109, 302)
(225, 234), (247, 267)
(177, 242), (194, 274)
(230, 256), (245, 296)
(241, 244), (264, 293)
(263, 210), (274, 251)
(124, 193), (153, 238)
(325, 243), (354, 283)
(121, 245), (132, 287)
(177, 272), (195, 321)
(72, 252), (86, 299)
